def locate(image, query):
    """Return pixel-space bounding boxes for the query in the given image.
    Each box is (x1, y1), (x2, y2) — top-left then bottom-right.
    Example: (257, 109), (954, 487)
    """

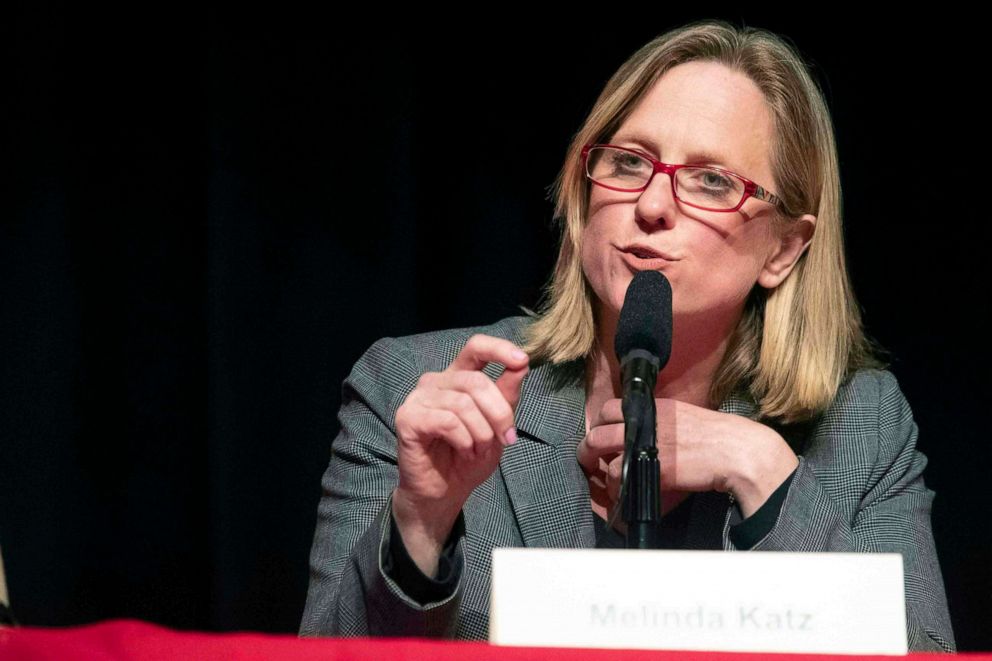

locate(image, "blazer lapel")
(499, 357), (596, 549)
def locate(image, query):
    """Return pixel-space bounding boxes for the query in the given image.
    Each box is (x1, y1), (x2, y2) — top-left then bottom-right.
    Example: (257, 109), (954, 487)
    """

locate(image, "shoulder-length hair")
(519, 19), (884, 424)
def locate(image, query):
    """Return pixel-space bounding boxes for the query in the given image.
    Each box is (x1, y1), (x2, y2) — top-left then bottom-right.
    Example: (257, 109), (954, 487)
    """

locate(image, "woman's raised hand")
(391, 334), (529, 576)
(577, 398), (798, 521)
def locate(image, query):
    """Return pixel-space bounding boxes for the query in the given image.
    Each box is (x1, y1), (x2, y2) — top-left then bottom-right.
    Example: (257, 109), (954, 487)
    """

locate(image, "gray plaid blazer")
(300, 315), (955, 652)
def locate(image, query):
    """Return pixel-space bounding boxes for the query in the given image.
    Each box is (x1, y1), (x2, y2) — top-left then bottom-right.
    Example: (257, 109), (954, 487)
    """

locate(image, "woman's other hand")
(391, 334), (529, 576)
(577, 398), (798, 520)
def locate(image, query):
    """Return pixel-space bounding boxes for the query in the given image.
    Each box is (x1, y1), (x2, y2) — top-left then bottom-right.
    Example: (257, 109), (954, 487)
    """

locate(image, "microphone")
(614, 270), (673, 549)
(615, 271), (673, 392)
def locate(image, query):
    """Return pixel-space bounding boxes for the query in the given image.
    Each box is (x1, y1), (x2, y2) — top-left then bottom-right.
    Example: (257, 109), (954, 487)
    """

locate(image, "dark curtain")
(4, 7), (989, 649)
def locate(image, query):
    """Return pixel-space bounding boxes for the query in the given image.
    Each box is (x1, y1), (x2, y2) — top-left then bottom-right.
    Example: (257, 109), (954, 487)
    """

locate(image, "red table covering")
(1, 620), (987, 660)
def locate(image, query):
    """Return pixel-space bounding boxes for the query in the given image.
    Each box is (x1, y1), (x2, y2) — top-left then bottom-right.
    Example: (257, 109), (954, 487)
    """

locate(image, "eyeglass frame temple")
(580, 143), (784, 212)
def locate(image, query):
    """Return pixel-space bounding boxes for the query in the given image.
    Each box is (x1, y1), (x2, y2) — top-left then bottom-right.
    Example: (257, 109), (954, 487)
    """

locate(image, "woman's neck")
(584, 307), (740, 429)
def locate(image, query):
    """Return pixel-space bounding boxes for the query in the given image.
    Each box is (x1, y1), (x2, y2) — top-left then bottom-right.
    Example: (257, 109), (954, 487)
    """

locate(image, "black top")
(592, 491), (695, 549)
(593, 467), (796, 549)
(384, 467), (797, 605)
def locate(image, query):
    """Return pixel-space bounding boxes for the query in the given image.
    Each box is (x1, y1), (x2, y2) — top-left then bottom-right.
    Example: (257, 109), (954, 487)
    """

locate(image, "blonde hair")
(520, 19), (884, 424)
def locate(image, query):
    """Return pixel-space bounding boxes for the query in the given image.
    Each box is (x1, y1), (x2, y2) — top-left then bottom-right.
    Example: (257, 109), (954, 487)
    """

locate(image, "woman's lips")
(618, 245), (678, 270)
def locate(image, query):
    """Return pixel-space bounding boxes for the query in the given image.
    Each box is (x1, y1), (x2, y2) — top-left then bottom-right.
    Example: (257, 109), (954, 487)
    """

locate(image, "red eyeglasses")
(582, 144), (784, 213)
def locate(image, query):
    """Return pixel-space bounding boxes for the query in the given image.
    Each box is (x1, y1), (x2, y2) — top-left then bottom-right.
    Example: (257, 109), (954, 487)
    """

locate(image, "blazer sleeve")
(298, 336), (466, 638)
(730, 371), (955, 653)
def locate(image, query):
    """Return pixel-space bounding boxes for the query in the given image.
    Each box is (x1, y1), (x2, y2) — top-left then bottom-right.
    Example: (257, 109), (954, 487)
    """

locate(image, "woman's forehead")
(614, 61), (775, 179)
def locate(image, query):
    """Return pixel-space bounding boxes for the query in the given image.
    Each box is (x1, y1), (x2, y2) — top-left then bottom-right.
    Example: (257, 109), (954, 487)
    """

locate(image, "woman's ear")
(757, 214), (817, 289)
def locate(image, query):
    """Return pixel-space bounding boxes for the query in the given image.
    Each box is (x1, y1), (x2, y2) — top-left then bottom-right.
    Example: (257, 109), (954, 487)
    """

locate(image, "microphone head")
(614, 270), (673, 368)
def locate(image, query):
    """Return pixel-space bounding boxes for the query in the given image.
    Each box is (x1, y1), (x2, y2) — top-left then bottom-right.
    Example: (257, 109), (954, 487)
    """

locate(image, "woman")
(300, 20), (955, 651)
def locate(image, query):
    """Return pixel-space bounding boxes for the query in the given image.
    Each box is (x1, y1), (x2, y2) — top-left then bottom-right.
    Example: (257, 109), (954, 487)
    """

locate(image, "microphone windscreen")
(614, 270), (673, 367)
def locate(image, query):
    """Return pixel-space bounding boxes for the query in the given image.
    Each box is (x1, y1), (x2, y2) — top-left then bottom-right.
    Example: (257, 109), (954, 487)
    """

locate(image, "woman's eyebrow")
(611, 132), (737, 171)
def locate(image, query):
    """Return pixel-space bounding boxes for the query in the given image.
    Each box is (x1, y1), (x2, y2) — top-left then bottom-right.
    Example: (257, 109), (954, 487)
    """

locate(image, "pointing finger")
(448, 334), (529, 373)
(494, 361), (528, 412)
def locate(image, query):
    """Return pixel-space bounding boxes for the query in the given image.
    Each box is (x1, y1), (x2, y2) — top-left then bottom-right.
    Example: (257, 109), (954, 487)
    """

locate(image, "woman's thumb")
(495, 363), (528, 412)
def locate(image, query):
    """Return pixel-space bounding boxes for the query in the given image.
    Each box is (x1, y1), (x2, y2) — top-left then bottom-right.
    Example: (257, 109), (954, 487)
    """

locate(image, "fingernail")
(504, 427), (518, 445)
(511, 350), (528, 362)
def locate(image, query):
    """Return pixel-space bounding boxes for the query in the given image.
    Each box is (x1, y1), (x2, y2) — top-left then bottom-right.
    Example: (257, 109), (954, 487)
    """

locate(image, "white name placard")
(490, 549), (906, 655)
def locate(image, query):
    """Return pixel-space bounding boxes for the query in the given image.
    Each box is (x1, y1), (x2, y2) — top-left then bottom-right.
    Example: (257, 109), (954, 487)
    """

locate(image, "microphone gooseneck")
(614, 270), (672, 549)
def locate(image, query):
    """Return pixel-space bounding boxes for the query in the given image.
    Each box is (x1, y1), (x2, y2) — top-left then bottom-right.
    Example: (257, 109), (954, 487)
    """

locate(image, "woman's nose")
(634, 171), (678, 228)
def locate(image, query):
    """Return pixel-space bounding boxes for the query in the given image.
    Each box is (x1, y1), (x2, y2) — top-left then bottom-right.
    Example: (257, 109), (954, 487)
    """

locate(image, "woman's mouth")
(618, 244), (679, 270)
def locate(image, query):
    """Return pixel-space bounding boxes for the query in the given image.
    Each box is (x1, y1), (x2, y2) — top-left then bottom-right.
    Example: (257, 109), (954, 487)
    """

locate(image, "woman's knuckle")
(463, 370), (487, 389)
(438, 410), (460, 431)
(452, 391), (474, 412)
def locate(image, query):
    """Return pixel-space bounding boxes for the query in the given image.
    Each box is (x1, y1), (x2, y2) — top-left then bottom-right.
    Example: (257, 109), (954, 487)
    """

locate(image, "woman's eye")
(610, 153), (646, 171)
(699, 170), (732, 189)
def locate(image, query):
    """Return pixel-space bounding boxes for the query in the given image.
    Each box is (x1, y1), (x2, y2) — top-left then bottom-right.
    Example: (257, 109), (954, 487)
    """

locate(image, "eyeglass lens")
(586, 147), (746, 211)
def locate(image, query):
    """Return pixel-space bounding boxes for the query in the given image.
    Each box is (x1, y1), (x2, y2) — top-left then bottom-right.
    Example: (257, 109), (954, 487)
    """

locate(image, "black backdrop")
(4, 6), (990, 650)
